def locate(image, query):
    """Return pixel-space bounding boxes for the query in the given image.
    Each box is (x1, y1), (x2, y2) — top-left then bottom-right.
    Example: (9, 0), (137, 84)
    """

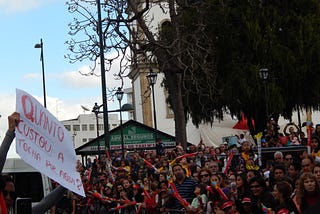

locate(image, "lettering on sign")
(21, 95), (65, 142)
(15, 89), (85, 197)
(17, 139), (41, 161)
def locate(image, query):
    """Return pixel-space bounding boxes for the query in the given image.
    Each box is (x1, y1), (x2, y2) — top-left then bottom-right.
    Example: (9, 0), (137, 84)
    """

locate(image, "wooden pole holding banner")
(255, 133), (263, 167)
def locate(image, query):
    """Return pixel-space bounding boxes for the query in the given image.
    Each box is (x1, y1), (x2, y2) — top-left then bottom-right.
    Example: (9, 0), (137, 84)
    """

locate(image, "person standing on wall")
(155, 138), (165, 158)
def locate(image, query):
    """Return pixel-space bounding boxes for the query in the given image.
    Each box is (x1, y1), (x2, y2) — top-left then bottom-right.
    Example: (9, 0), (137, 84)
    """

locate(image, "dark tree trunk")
(165, 70), (187, 149)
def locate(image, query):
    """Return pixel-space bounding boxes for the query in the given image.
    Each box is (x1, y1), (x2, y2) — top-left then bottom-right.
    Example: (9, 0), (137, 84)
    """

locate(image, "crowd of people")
(2, 112), (320, 214)
(68, 123), (320, 214)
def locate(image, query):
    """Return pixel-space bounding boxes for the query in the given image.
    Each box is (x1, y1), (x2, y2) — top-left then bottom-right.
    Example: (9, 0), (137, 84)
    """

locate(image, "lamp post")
(92, 102), (103, 158)
(146, 69), (158, 140)
(259, 68), (269, 119)
(34, 39), (47, 108)
(96, 0), (110, 152)
(72, 131), (77, 147)
(92, 102), (134, 157)
(115, 87), (124, 160)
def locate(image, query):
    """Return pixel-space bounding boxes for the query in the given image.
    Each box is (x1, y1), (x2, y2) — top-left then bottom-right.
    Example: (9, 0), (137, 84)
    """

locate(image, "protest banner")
(15, 89), (85, 197)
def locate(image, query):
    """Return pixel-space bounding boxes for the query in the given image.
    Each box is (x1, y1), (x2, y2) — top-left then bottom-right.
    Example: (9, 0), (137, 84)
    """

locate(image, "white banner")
(15, 89), (85, 197)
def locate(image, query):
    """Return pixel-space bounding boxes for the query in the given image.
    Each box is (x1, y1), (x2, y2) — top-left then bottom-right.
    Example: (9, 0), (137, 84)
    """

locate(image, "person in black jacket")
(234, 173), (251, 214)
(155, 138), (165, 157)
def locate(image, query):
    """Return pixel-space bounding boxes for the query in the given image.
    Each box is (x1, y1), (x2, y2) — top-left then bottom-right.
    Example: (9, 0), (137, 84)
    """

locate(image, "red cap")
(242, 197), (251, 203)
(277, 208), (289, 214)
(221, 201), (234, 210)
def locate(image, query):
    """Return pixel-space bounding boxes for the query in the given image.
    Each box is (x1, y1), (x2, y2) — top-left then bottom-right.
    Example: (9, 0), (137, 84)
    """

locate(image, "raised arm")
(32, 185), (67, 214)
(0, 112), (20, 173)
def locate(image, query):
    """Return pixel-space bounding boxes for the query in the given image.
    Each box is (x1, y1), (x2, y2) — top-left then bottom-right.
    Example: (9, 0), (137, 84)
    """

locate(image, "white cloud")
(0, 93), (18, 158)
(23, 73), (40, 80)
(59, 68), (101, 89)
(57, 51), (132, 90)
(0, 0), (57, 14)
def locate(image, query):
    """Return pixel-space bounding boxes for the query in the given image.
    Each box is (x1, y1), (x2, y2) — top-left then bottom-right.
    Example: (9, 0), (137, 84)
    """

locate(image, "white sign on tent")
(15, 89), (85, 197)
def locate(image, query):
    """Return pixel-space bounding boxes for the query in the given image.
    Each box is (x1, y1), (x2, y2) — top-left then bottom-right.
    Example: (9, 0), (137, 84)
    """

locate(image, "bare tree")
(66, 0), (219, 149)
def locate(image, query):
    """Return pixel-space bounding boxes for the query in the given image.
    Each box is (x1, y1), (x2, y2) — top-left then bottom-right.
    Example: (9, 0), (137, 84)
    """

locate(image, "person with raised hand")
(0, 112), (67, 214)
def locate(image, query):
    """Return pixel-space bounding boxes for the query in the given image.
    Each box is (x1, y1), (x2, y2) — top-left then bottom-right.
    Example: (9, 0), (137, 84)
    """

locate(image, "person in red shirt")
(295, 172), (320, 213)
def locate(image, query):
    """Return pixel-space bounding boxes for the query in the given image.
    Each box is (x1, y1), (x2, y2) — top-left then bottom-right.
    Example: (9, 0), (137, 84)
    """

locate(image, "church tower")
(127, 1), (173, 133)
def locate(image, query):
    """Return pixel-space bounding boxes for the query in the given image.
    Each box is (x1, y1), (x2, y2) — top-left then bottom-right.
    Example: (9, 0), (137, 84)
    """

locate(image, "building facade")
(61, 113), (122, 149)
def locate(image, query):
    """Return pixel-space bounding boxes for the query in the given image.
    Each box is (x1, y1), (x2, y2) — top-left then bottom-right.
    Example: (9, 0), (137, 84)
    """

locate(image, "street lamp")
(115, 87), (124, 160)
(72, 131), (77, 147)
(92, 102), (103, 158)
(259, 68), (269, 119)
(146, 69), (158, 139)
(34, 39), (47, 108)
(92, 102), (134, 157)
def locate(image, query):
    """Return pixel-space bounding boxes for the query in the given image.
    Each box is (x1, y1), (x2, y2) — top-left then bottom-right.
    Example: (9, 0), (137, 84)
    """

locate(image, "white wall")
(133, 75), (144, 122)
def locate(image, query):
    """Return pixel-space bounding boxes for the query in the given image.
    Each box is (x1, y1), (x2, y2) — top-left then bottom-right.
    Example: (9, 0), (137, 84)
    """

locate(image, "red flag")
(224, 151), (235, 174)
